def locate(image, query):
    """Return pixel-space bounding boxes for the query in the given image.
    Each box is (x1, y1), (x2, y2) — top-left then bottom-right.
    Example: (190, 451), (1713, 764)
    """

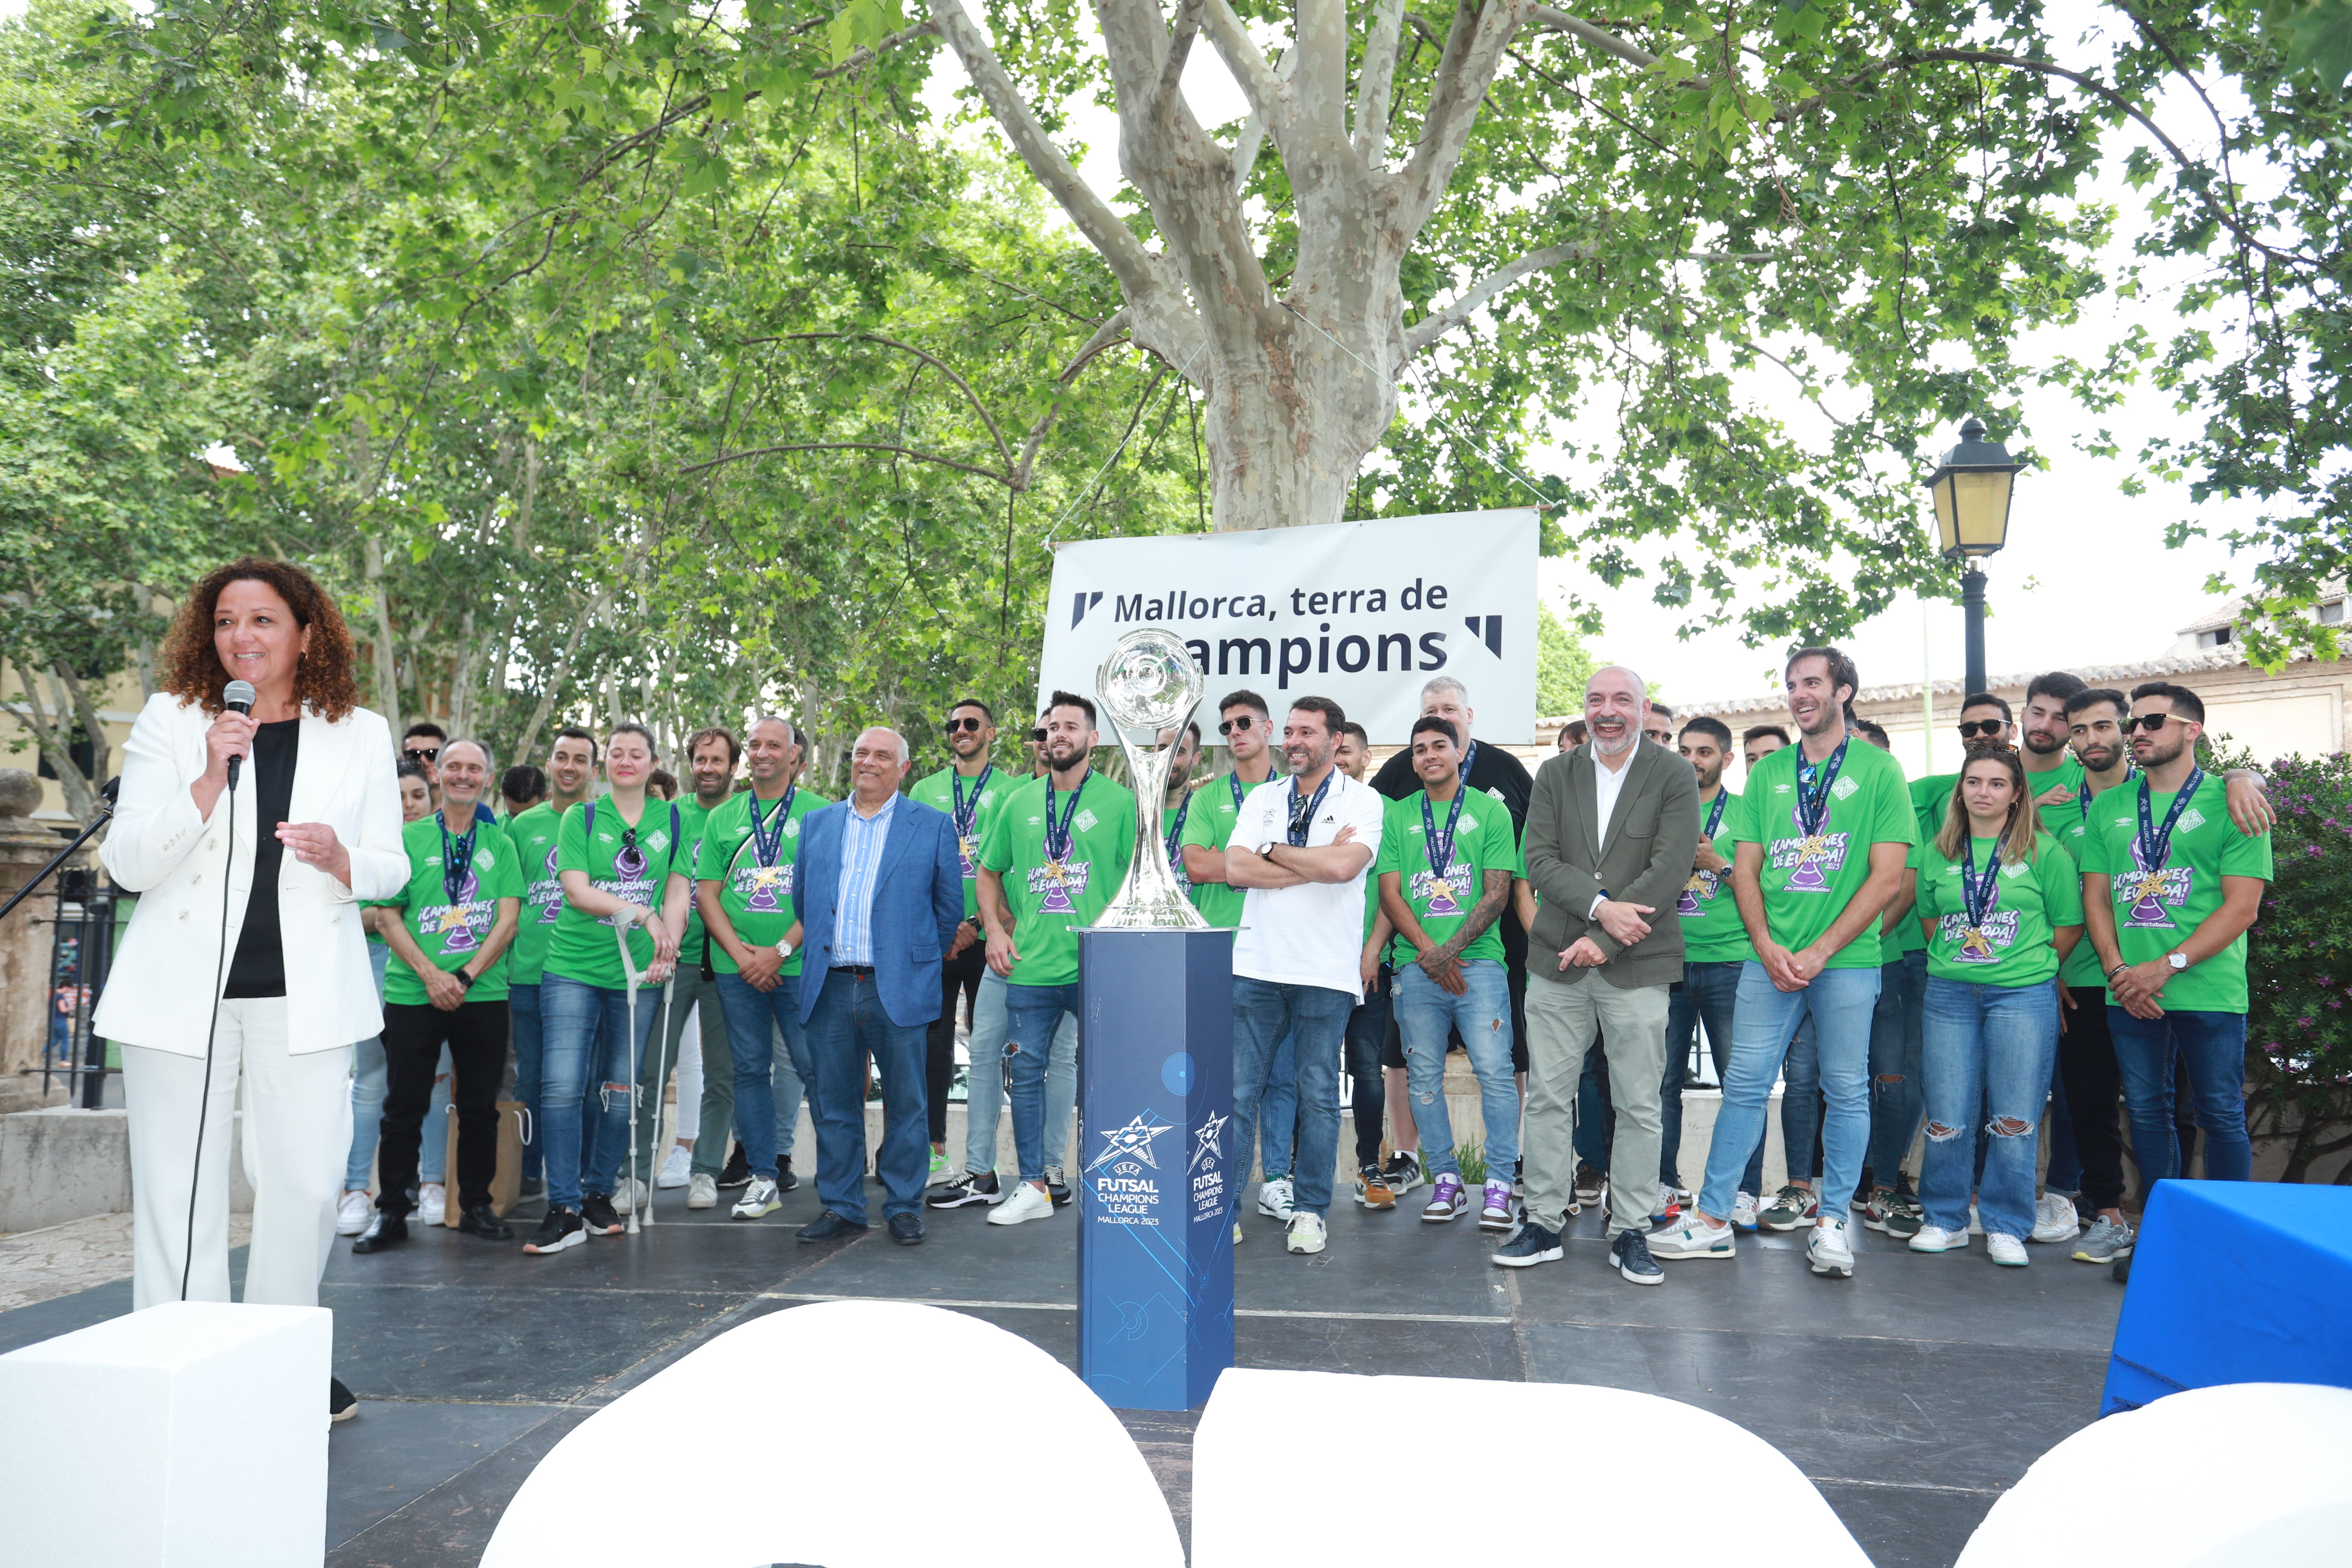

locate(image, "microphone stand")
(0, 777), (119, 925)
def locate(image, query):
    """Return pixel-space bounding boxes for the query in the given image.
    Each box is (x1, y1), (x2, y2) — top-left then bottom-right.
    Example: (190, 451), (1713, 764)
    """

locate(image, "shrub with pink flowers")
(2242, 750), (2352, 1182)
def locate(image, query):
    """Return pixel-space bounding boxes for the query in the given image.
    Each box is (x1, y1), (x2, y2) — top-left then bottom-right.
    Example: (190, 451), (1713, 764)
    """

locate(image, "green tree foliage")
(2243, 751), (2352, 1182)
(1534, 604), (1594, 716)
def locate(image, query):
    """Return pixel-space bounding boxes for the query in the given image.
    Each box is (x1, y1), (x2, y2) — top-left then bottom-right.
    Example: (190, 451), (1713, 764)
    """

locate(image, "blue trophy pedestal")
(1075, 926), (1236, 1412)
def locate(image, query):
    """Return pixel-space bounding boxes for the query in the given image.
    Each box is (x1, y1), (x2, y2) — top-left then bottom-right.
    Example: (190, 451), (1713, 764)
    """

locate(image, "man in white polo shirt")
(1223, 696), (1387, 1256)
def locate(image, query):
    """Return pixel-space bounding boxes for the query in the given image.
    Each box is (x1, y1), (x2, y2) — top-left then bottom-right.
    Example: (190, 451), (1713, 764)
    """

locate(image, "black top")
(223, 718), (301, 999)
(1371, 734), (1536, 965)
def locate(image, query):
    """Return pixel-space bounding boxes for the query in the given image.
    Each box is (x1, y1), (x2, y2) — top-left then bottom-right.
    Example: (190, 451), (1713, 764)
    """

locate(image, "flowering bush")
(2243, 750), (2352, 1182)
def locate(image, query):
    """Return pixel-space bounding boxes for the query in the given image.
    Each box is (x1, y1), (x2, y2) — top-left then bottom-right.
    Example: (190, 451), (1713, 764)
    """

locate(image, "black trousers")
(2060, 986), (2127, 1212)
(926, 940), (987, 1145)
(380, 1000), (510, 1216)
(1344, 969), (1394, 1168)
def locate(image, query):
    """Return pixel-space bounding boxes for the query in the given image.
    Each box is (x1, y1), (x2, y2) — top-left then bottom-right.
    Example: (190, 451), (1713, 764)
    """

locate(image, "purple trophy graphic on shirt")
(1676, 871), (1706, 916)
(436, 867), (483, 954)
(744, 864), (788, 913)
(1035, 860), (1083, 914)
(537, 844), (561, 922)
(1785, 807), (1834, 892)
(614, 839), (647, 879)
(1424, 867), (1464, 917)
(2124, 837), (2172, 927)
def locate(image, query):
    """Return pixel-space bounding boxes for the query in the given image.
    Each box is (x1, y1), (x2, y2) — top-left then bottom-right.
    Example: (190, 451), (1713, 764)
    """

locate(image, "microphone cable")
(182, 773), (234, 1303)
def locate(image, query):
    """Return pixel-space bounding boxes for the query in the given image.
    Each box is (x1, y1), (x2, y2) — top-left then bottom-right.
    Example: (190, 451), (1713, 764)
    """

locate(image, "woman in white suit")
(93, 559), (406, 1398)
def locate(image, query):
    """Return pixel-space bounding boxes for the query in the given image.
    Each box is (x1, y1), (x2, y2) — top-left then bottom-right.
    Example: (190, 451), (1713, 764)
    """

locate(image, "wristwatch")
(2166, 951), (2188, 971)
(1259, 842), (1278, 860)
(778, 940), (796, 961)
(454, 969), (476, 992)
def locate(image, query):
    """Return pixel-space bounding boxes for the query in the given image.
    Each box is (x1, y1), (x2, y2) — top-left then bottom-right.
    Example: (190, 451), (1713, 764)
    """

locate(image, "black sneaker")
(1381, 1151), (1424, 1196)
(580, 1193), (626, 1236)
(329, 1377), (359, 1422)
(929, 1170), (1005, 1208)
(1492, 1217), (1564, 1268)
(1611, 1227), (1664, 1286)
(1045, 1165), (1072, 1206)
(716, 1142), (752, 1190)
(776, 1156), (799, 1193)
(523, 1209), (585, 1254)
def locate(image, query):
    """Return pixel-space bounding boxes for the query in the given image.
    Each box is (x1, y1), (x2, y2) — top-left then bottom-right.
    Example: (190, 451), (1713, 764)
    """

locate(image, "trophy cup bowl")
(1092, 628), (1210, 929)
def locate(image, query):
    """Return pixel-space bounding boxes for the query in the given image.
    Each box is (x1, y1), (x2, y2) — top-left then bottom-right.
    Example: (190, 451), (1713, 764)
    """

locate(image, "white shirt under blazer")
(93, 692), (409, 1057)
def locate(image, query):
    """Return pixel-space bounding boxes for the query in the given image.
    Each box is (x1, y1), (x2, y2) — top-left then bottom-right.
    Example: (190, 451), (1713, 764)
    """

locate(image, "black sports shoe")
(1045, 1165), (1073, 1206)
(1492, 1217), (1565, 1268)
(457, 1203), (514, 1240)
(929, 1171), (1005, 1208)
(329, 1377), (359, 1422)
(798, 1209), (870, 1243)
(1611, 1227), (1664, 1286)
(776, 1156), (799, 1193)
(716, 1142), (752, 1190)
(523, 1209), (585, 1254)
(580, 1193), (626, 1236)
(888, 1213), (926, 1246)
(351, 1211), (409, 1253)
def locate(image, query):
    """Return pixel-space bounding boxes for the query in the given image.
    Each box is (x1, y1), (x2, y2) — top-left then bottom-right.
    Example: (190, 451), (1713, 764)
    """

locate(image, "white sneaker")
(1233, 1222), (1244, 1245)
(686, 1173), (718, 1210)
(335, 1191), (373, 1236)
(1285, 1212), (1327, 1254)
(1648, 1214), (1735, 1260)
(1908, 1225), (1968, 1253)
(987, 1182), (1057, 1226)
(612, 1177), (649, 1216)
(1730, 1191), (1760, 1231)
(657, 1147), (692, 1189)
(732, 1178), (781, 1220)
(2030, 1193), (2079, 1243)
(416, 1184), (447, 1227)
(1806, 1217), (1855, 1278)
(1256, 1176), (1296, 1221)
(1988, 1232), (2030, 1267)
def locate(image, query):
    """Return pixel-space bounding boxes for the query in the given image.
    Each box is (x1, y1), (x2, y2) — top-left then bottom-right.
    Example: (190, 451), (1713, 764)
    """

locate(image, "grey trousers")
(1524, 971), (1671, 1237)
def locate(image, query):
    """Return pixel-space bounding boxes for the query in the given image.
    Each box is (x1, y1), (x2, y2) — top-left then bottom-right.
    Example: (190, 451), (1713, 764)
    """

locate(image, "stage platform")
(0, 1181), (2125, 1567)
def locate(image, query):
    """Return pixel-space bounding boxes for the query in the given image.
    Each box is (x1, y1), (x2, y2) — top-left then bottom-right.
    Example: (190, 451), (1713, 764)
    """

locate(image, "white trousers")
(122, 997), (353, 1312)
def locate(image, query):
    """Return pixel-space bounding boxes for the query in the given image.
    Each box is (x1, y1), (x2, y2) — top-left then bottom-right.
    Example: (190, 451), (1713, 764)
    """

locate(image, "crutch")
(639, 970), (677, 1229)
(614, 913), (650, 1236)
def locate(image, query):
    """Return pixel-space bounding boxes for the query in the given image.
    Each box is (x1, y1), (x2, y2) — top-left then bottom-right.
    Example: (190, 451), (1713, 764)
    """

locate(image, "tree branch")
(1013, 309), (1133, 488)
(813, 16), (940, 77)
(1228, 45), (1297, 193)
(1150, 0), (1205, 122)
(1406, 242), (1592, 352)
(1202, 0), (1287, 132)
(1400, 0), (1527, 230)
(1523, 6), (1657, 69)
(1353, 0), (1407, 165)
(740, 331), (1016, 468)
(680, 441), (1011, 483)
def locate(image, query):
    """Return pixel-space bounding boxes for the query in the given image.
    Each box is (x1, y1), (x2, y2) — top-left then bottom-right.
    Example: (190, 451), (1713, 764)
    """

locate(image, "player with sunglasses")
(908, 699), (1006, 1185)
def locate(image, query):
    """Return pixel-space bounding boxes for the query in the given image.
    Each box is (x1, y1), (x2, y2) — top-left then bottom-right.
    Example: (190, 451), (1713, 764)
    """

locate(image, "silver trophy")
(1092, 628), (1211, 929)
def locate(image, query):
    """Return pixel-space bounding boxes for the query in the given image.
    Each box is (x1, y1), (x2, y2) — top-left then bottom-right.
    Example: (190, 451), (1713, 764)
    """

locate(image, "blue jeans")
(963, 971), (1076, 1176)
(1920, 977), (2057, 1240)
(803, 968), (929, 1222)
(1004, 982), (1085, 1186)
(2043, 1057), (2081, 1196)
(2106, 1008), (2252, 1185)
(716, 971), (804, 1181)
(539, 974), (655, 1211)
(1260, 1031), (1297, 1178)
(1665, 961), (1744, 1189)
(1393, 961), (1518, 1183)
(1231, 978), (1354, 1217)
(1698, 962), (1879, 1222)
(1867, 950), (1928, 1190)
(510, 980), (544, 1185)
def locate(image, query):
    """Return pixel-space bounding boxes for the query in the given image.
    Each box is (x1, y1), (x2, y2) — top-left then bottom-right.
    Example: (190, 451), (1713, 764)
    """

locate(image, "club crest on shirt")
(733, 862), (793, 912)
(1409, 863), (1473, 917)
(1770, 810), (1850, 891)
(2118, 839), (2193, 930)
(1073, 808), (1099, 833)
(1030, 860), (1091, 913)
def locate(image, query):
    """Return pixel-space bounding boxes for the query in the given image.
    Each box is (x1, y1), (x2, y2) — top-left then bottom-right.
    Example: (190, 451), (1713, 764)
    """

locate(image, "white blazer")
(92, 693), (409, 1057)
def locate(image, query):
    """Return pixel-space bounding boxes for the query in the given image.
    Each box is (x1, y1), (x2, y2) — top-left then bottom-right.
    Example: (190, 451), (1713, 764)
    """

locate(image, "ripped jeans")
(1393, 960), (1519, 1184)
(1919, 975), (2057, 1242)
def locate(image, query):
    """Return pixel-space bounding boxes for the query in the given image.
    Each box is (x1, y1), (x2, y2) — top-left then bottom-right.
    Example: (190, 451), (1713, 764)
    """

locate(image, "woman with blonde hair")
(93, 557), (406, 1418)
(1907, 749), (2083, 1265)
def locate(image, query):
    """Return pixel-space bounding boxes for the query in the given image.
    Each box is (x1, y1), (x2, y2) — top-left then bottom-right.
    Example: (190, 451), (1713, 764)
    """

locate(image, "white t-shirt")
(1232, 770), (1387, 999)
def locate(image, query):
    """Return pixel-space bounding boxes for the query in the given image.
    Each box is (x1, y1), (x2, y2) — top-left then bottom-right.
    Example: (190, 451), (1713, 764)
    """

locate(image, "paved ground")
(0, 1180), (2124, 1566)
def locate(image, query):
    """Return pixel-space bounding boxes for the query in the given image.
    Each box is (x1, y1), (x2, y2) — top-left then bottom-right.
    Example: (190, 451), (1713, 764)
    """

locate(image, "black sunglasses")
(621, 827), (638, 854)
(2124, 713), (2184, 733)
(403, 745), (440, 762)
(943, 716), (985, 734)
(1217, 714), (1259, 736)
(1029, 728), (1046, 743)
(1955, 720), (2007, 740)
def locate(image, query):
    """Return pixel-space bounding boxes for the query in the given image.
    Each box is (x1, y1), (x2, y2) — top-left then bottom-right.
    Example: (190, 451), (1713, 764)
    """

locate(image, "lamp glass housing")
(1930, 469), (2014, 558)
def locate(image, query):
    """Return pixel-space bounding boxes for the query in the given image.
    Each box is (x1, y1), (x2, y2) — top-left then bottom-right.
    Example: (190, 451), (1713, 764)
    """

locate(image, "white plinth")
(0, 1302), (332, 1568)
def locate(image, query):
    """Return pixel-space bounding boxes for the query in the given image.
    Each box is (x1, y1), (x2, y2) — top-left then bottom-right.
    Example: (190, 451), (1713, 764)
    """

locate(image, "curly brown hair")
(158, 557), (363, 721)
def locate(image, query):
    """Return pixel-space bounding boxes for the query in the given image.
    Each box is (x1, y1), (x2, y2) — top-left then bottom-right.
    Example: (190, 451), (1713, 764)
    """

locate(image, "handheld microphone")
(222, 680), (256, 788)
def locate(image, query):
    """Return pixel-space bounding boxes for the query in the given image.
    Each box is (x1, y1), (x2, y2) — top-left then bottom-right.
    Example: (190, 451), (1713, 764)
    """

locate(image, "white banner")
(1038, 510), (1537, 746)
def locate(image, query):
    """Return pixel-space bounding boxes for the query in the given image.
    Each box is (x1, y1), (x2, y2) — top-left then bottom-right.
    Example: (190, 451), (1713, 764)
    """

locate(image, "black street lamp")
(1923, 417), (2023, 695)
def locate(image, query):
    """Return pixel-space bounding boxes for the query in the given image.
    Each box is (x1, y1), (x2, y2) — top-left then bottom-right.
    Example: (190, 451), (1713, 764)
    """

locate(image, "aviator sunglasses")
(943, 716), (986, 734)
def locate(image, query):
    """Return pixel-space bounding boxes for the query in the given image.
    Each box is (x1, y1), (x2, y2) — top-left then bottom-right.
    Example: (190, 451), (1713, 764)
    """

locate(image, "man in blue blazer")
(792, 726), (966, 1243)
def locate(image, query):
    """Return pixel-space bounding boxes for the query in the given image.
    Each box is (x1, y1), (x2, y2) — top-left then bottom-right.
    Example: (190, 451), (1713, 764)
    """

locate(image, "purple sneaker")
(1422, 1173), (1470, 1223)
(1478, 1179), (1516, 1232)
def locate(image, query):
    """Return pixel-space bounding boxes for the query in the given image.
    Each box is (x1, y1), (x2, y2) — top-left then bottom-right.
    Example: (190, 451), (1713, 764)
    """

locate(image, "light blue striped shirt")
(832, 792), (897, 965)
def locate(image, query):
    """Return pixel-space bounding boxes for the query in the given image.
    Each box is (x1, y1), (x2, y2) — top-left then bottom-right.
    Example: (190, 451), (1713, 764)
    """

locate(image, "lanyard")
(1702, 790), (1728, 843)
(1421, 786), (1468, 880)
(439, 816), (477, 906)
(1228, 772), (1249, 813)
(951, 765), (993, 840)
(1958, 834), (2003, 931)
(1458, 739), (1477, 790)
(747, 784), (797, 867)
(1286, 770), (1334, 848)
(1165, 790), (1192, 870)
(1044, 772), (1089, 863)
(2136, 767), (2205, 875)
(1793, 738), (1849, 838)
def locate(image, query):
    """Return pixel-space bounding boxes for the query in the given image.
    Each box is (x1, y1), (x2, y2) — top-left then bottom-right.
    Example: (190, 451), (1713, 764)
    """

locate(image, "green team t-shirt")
(1733, 736), (1917, 970)
(381, 815), (525, 1005)
(906, 764), (1012, 920)
(1913, 831), (2083, 988)
(1178, 772), (1271, 928)
(2081, 772), (2273, 1013)
(504, 802), (570, 986)
(546, 796), (686, 990)
(978, 772), (1136, 987)
(2054, 778), (2127, 987)
(672, 796), (717, 968)
(1377, 787), (1523, 967)
(694, 784), (828, 977)
(1678, 788), (1755, 965)
(1911, 753), (2086, 840)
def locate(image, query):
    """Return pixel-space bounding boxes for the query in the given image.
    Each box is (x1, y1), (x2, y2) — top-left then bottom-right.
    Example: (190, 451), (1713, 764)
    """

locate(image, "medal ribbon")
(1286, 770), (1334, 848)
(951, 765), (993, 842)
(1793, 738), (1849, 838)
(1165, 790), (1192, 871)
(1703, 790), (1728, 844)
(439, 817), (476, 907)
(2135, 766), (2205, 877)
(1958, 833), (2002, 932)
(748, 783), (797, 867)
(1044, 772), (1089, 864)
(1421, 785), (1468, 882)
